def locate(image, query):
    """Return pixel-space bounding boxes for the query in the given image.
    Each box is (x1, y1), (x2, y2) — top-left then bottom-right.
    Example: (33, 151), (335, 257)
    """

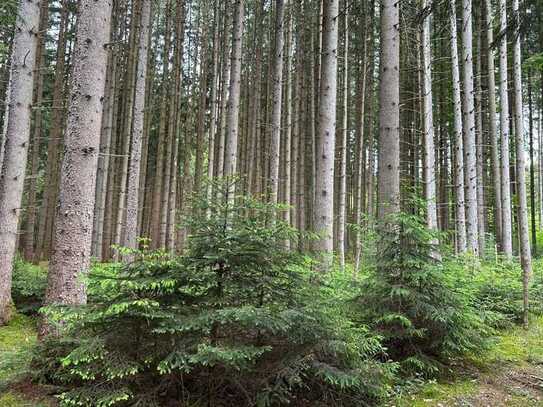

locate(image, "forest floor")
(1, 314), (543, 406)
(392, 316), (543, 407)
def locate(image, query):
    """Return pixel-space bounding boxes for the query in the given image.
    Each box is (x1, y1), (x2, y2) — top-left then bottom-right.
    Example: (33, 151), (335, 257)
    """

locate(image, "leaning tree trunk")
(498, 0), (513, 257)
(124, 0), (152, 250)
(378, 0), (401, 219)
(461, 0), (479, 255)
(41, 0), (113, 336)
(313, 0), (339, 270)
(450, 0), (467, 253)
(0, 0), (41, 325)
(511, 0), (532, 328)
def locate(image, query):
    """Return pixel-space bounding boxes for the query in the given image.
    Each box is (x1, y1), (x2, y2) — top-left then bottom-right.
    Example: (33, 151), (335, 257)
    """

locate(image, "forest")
(0, 0), (543, 405)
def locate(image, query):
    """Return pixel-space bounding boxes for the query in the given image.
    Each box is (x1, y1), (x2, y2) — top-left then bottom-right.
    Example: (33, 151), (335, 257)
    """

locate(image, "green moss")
(483, 315), (543, 366)
(393, 379), (478, 406)
(393, 317), (543, 406)
(0, 315), (51, 406)
(0, 314), (37, 383)
(0, 392), (50, 407)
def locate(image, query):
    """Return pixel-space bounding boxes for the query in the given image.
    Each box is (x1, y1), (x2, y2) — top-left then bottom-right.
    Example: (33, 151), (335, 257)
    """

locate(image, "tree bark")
(313, 0), (339, 268)
(23, 0), (49, 261)
(511, 0), (531, 328)
(450, 0), (467, 253)
(269, 0), (285, 207)
(485, 0), (502, 249)
(461, 0), (479, 254)
(421, 0), (438, 235)
(499, 0), (513, 257)
(337, 4), (348, 271)
(124, 0), (152, 250)
(0, 0), (41, 324)
(41, 0), (112, 334)
(377, 0), (401, 219)
(223, 0), (244, 193)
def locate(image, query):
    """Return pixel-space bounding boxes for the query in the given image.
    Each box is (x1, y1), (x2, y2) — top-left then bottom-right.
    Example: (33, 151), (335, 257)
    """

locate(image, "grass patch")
(392, 379), (478, 406)
(0, 314), (50, 407)
(392, 316), (543, 406)
(0, 314), (37, 383)
(482, 315), (543, 366)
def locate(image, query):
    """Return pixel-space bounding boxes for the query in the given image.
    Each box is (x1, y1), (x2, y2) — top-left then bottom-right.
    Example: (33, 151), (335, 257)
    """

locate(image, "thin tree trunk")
(421, 0), (438, 236)
(485, 0), (502, 249)
(450, 0), (467, 253)
(283, 5), (293, 235)
(23, 1), (48, 262)
(223, 0), (244, 193)
(124, 0), (152, 250)
(528, 72), (536, 255)
(475, 11), (485, 254)
(150, 0), (172, 248)
(337, 4), (348, 271)
(511, 0), (531, 328)
(269, 0), (285, 207)
(499, 0), (513, 257)
(313, 0), (339, 268)
(206, 0), (221, 209)
(461, 0), (479, 254)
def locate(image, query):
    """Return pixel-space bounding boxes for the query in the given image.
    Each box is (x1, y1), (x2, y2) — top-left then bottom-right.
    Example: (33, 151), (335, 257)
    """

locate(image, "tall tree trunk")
(114, 0), (140, 254)
(0, 0), (41, 324)
(353, 19), (368, 273)
(206, 0), (221, 208)
(124, 0), (152, 250)
(421, 0), (438, 235)
(378, 0), (400, 219)
(23, 0), (49, 261)
(223, 0), (244, 192)
(41, 0), (112, 335)
(283, 5), (293, 235)
(450, 0), (467, 253)
(498, 0), (513, 257)
(150, 0), (172, 248)
(511, 0), (531, 328)
(475, 11), (485, 254)
(93, 51), (116, 261)
(528, 72), (536, 255)
(313, 0), (339, 268)
(269, 0), (285, 207)
(36, 1), (69, 261)
(217, 3), (232, 180)
(337, 4), (348, 271)
(461, 0), (479, 254)
(485, 0), (502, 249)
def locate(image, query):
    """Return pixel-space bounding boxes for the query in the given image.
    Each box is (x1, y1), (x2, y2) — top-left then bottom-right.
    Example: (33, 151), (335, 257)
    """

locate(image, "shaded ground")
(0, 314), (53, 407)
(393, 316), (543, 406)
(2, 314), (543, 406)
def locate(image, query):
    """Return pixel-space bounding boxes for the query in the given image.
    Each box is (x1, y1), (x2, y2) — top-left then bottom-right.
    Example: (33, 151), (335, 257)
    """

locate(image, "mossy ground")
(393, 316), (543, 406)
(0, 314), (52, 406)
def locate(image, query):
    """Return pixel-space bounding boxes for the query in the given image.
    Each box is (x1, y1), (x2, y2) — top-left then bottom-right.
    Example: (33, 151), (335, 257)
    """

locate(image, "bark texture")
(0, 0), (41, 324)
(313, 0), (339, 264)
(42, 0), (113, 334)
(124, 0), (152, 250)
(377, 0), (401, 219)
